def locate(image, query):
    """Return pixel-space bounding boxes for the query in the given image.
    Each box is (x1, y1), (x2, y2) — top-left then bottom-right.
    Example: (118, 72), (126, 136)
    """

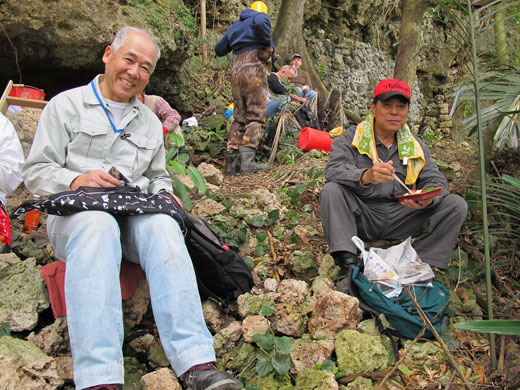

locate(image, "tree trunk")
(273, 0), (328, 99)
(201, 0), (208, 65)
(393, 0), (428, 88)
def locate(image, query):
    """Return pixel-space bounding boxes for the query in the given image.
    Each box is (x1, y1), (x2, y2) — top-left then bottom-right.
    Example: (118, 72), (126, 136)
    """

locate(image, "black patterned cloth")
(10, 186), (186, 233)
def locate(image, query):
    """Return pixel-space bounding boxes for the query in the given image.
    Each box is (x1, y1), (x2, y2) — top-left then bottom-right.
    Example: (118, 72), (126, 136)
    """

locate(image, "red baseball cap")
(373, 79), (411, 102)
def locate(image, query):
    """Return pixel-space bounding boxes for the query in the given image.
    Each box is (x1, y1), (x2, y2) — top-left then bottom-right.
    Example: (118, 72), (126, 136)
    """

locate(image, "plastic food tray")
(395, 186), (443, 201)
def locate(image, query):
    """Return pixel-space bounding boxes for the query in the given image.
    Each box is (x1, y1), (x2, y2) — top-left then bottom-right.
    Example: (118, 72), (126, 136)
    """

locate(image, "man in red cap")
(320, 79), (467, 293)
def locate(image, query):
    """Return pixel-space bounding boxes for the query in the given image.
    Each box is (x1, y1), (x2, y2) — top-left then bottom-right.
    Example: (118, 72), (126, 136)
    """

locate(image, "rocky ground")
(1, 107), (519, 390)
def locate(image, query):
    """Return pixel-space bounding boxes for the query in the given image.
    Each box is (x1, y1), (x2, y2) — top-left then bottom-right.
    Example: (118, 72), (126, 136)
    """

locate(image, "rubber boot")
(225, 150), (239, 176)
(333, 251), (359, 296)
(239, 146), (266, 175)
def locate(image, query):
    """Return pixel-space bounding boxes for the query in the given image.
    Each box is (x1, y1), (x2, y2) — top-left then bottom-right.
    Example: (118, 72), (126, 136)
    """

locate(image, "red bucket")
(9, 85), (46, 100)
(298, 127), (332, 152)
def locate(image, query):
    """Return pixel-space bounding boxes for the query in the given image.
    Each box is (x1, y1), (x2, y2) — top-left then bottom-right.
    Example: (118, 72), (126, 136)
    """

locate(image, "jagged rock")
(148, 340), (170, 369)
(241, 315), (269, 343)
(248, 371), (294, 390)
(293, 224), (319, 244)
(224, 342), (258, 373)
(192, 198), (225, 217)
(237, 293), (275, 318)
(317, 253), (337, 277)
(310, 275), (335, 299)
(263, 278), (278, 292)
(27, 317), (69, 355)
(294, 367), (338, 390)
(129, 333), (156, 358)
(197, 162), (224, 186)
(308, 291), (363, 340)
(214, 320), (242, 357)
(55, 355), (74, 384)
(335, 330), (388, 375)
(274, 279), (308, 306)
(271, 303), (307, 337)
(289, 250), (319, 278)
(0, 336), (63, 389)
(230, 188), (287, 222)
(202, 299), (233, 333)
(122, 273), (150, 328)
(289, 336), (335, 373)
(401, 340), (446, 370)
(0, 254), (49, 331)
(346, 376), (374, 389)
(175, 173), (219, 194)
(124, 356), (148, 388)
(141, 367), (181, 390)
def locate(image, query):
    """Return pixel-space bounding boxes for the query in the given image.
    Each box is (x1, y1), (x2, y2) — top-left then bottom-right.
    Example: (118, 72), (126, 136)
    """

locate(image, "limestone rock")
(241, 315), (269, 343)
(230, 188), (286, 222)
(401, 340), (446, 370)
(290, 337), (335, 373)
(202, 299), (233, 333)
(289, 250), (319, 278)
(335, 330), (388, 375)
(294, 367), (338, 390)
(148, 340), (170, 369)
(0, 336), (63, 389)
(124, 356), (149, 388)
(271, 303), (307, 337)
(27, 317), (69, 355)
(197, 163), (223, 186)
(347, 376), (374, 389)
(214, 320), (242, 357)
(237, 293), (275, 318)
(309, 291), (362, 340)
(275, 279), (309, 306)
(192, 198), (225, 217)
(122, 273), (150, 328)
(55, 355), (74, 384)
(141, 367), (181, 390)
(248, 371), (294, 390)
(0, 254), (49, 331)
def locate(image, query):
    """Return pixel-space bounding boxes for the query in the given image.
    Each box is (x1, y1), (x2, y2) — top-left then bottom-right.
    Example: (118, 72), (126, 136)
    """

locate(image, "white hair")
(110, 26), (161, 68)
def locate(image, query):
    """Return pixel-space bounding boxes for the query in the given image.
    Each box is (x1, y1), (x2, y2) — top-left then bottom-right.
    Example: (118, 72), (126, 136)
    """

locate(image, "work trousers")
(47, 211), (215, 389)
(227, 48), (271, 150)
(320, 182), (467, 268)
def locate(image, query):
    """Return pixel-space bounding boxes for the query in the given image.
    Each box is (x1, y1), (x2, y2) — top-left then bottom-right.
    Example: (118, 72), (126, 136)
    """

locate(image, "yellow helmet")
(250, 1), (268, 14)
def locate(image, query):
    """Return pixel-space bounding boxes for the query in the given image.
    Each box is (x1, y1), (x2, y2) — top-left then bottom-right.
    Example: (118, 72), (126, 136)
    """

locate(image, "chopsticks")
(378, 159), (413, 194)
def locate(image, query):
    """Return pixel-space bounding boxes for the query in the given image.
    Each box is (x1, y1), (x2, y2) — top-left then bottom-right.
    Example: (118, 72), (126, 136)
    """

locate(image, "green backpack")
(351, 267), (450, 340)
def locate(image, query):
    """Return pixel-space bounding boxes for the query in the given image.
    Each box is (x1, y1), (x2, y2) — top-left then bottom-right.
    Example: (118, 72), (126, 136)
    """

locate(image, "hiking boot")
(333, 251), (359, 296)
(239, 146), (266, 175)
(181, 362), (238, 390)
(225, 149), (239, 176)
(83, 384), (122, 390)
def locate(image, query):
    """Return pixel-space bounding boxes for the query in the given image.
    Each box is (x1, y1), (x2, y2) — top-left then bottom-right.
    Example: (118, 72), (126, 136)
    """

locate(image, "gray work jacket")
(23, 76), (172, 196)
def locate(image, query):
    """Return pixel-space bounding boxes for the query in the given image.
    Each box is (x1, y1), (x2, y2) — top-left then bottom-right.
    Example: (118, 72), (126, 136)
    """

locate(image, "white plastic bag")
(352, 236), (435, 295)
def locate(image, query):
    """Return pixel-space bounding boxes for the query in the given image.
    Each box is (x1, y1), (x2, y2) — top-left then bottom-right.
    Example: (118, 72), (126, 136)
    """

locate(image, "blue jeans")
(296, 87), (316, 102)
(266, 96), (290, 118)
(47, 211), (215, 389)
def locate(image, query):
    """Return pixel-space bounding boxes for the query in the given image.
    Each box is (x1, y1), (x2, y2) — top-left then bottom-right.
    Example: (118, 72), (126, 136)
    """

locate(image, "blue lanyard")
(90, 80), (125, 133)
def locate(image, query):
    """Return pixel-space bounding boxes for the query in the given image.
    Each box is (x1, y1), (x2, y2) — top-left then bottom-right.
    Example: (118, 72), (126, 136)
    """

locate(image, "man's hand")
(361, 160), (395, 185)
(399, 197), (434, 210)
(70, 169), (121, 190)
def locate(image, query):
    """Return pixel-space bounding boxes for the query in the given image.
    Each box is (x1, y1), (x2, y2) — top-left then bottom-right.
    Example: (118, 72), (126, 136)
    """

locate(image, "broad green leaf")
(250, 215), (265, 227)
(255, 357), (273, 377)
(503, 175), (520, 189)
(268, 209), (280, 223)
(398, 365), (414, 376)
(256, 232), (267, 242)
(177, 153), (190, 164)
(454, 320), (520, 335)
(272, 353), (291, 376)
(165, 147), (178, 161)
(255, 243), (267, 256)
(252, 333), (274, 352)
(0, 322), (10, 338)
(245, 385), (260, 390)
(168, 160), (186, 176)
(171, 176), (193, 210)
(320, 359), (336, 372)
(169, 133), (184, 147)
(260, 305), (274, 316)
(244, 257), (255, 271)
(274, 336), (292, 354)
(187, 165), (207, 194)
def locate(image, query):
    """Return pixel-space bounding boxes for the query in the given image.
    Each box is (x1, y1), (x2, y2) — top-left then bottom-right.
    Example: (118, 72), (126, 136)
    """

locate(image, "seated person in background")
(319, 79), (467, 293)
(22, 26), (237, 390)
(137, 91), (184, 152)
(289, 53), (316, 102)
(0, 112), (24, 252)
(266, 65), (305, 117)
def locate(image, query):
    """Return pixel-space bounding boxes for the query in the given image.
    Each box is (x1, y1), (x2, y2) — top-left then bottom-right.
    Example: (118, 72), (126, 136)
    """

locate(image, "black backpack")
(183, 214), (254, 310)
(294, 105), (321, 130)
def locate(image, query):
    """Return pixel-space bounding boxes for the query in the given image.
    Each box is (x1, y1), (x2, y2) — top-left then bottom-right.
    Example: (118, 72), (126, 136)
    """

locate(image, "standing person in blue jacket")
(215, 1), (273, 175)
